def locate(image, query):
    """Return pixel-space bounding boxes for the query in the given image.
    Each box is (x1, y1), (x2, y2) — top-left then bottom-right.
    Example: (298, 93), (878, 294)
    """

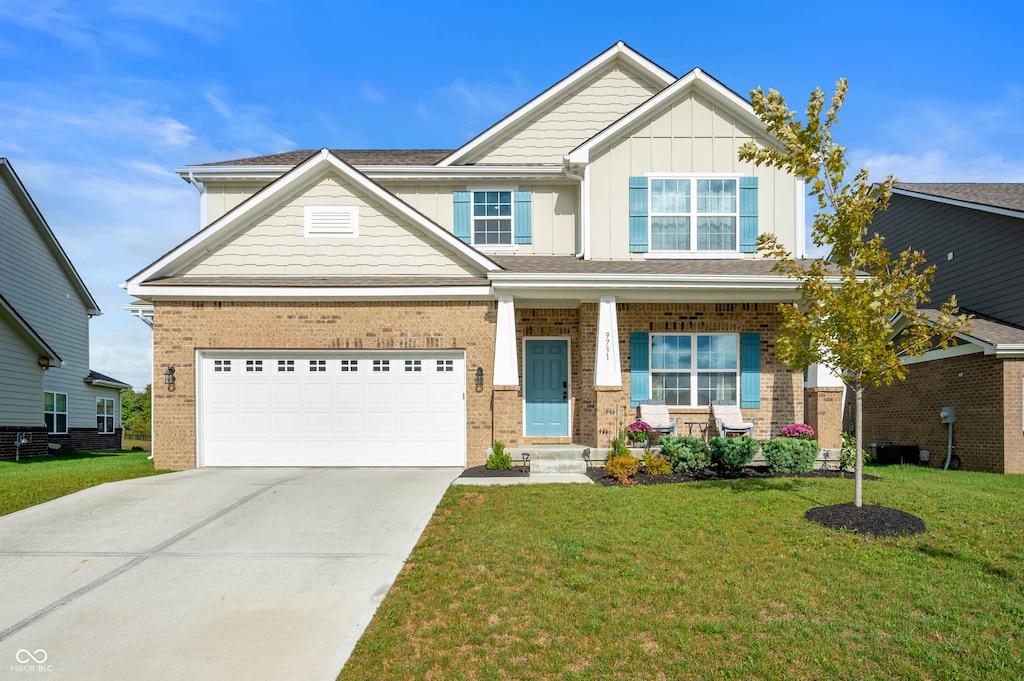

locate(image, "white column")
(806, 362), (844, 388)
(493, 295), (519, 385)
(595, 296), (621, 387)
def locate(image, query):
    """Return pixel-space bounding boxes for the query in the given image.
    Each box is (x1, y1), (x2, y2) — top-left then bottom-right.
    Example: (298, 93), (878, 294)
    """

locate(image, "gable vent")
(304, 205), (359, 237)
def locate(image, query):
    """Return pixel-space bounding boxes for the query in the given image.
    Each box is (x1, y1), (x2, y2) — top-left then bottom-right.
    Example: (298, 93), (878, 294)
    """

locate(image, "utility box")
(940, 406), (956, 424)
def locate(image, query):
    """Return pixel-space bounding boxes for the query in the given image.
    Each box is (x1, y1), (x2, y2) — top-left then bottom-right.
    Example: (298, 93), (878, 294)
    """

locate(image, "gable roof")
(0, 291), (61, 365)
(894, 183), (1024, 218)
(437, 41), (676, 167)
(126, 148), (500, 288)
(565, 67), (774, 165)
(0, 158), (100, 316)
(195, 149), (453, 168)
(85, 369), (132, 390)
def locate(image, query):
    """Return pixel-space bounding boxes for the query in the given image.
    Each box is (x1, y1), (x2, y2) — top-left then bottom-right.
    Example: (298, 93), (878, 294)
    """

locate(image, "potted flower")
(780, 423), (815, 440)
(625, 419), (653, 444)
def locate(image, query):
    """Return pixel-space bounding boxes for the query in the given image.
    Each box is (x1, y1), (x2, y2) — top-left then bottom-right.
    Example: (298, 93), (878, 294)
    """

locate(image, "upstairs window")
(650, 177), (737, 252)
(472, 191), (513, 246)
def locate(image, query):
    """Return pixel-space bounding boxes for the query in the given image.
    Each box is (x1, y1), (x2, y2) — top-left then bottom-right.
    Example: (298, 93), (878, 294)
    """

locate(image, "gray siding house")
(862, 183), (1024, 474)
(0, 158), (130, 458)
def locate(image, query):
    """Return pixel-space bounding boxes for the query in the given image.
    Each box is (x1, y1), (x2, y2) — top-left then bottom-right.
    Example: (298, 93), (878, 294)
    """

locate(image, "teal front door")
(524, 339), (569, 436)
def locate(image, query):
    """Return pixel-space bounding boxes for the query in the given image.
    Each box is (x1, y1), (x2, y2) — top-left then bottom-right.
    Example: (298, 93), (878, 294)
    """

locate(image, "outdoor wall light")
(165, 365), (176, 392)
(475, 366), (484, 392)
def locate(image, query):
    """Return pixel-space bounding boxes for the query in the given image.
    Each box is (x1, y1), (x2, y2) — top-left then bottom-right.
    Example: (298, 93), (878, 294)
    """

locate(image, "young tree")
(738, 79), (970, 507)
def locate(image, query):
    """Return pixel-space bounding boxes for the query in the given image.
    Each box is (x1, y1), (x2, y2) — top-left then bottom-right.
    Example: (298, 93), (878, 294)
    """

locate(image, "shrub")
(642, 451), (672, 476)
(609, 437), (631, 459)
(839, 432), (872, 473)
(709, 436), (759, 471)
(605, 454), (639, 483)
(762, 437), (819, 474)
(486, 441), (512, 470)
(780, 423), (815, 440)
(659, 435), (711, 474)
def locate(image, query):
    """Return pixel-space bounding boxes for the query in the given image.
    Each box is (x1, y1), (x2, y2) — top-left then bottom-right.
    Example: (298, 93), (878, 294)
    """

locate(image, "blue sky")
(2, 0), (1023, 390)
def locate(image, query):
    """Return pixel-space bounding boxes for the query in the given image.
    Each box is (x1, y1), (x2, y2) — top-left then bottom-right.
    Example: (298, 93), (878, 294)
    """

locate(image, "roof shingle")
(197, 149), (454, 167)
(896, 183), (1024, 213)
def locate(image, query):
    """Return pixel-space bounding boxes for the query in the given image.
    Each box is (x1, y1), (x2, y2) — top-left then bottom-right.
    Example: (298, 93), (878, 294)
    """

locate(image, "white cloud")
(855, 150), (1024, 183)
(358, 81), (387, 103)
(203, 86), (295, 152)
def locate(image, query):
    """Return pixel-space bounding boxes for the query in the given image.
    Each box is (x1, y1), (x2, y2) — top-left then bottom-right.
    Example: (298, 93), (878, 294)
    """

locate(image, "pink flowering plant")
(625, 420), (653, 442)
(781, 423), (815, 440)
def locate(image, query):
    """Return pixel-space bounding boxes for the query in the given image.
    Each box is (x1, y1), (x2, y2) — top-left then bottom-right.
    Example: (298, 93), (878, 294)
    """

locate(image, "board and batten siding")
(586, 90), (801, 260)
(0, 313), (45, 427)
(180, 172), (480, 278)
(871, 194), (1024, 327)
(386, 181), (579, 256)
(470, 65), (664, 165)
(0, 174), (99, 430)
(204, 182), (272, 224)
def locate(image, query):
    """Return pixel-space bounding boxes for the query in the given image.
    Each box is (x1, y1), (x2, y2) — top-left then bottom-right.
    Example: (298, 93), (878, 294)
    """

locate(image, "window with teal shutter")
(740, 332), (761, 408)
(630, 331), (650, 407)
(739, 177), (758, 253)
(629, 176), (648, 253)
(453, 191), (471, 244)
(513, 191), (532, 244)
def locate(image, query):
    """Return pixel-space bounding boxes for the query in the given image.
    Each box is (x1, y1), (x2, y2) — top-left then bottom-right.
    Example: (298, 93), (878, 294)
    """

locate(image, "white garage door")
(198, 351), (466, 467)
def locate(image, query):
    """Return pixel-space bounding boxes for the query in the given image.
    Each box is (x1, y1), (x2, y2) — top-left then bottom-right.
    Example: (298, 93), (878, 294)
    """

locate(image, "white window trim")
(649, 332), (740, 407)
(303, 205), (359, 238)
(97, 397), (116, 434)
(44, 391), (68, 435)
(645, 173), (742, 257)
(469, 186), (519, 250)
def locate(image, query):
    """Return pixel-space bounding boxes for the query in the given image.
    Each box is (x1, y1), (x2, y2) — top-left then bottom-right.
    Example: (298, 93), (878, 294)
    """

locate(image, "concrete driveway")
(0, 467), (459, 680)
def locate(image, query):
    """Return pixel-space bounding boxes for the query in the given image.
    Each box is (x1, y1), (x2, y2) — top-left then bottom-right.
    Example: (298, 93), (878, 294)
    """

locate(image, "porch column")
(594, 296), (621, 387)
(493, 295), (518, 386)
(805, 363), (844, 450)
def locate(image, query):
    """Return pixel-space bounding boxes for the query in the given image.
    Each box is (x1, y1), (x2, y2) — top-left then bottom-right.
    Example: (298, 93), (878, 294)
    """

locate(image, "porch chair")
(638, 400), (678, 449)
(710, 400), (755, 438)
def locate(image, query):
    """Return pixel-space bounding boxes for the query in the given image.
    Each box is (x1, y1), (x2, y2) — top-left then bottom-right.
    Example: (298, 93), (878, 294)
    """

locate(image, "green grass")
(339, 466), (1024, 680)
(0, 450), (170, 516)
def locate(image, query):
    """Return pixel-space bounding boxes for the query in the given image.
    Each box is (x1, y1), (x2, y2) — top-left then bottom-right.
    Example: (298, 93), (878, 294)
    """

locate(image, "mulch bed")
(461, 465), (531, 478)
(805, 502), (927, 537)
(584, 466), (880, 487)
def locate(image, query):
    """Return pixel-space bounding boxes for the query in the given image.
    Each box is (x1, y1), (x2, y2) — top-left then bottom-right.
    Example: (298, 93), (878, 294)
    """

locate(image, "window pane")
(56, 394), (67, 412)
(56, 414), (67, 433)
(651, 216), (690, 251)
(44, 392), (54, 411)
(696, 179), (737, 213)
(106, 400), (115, 416)
(473, 218), (511, 245)
(651, 179), (690, 214)
(697, 335), (737, 370)
(97, 416), (104, 431)
(697, 216), (736, 250)
(97, 400), (105, 416)
(45, 413), (55, 433)
(697, 373), (737, 406)
(653, 372), (691, 406)
(652, 335), (691, 370)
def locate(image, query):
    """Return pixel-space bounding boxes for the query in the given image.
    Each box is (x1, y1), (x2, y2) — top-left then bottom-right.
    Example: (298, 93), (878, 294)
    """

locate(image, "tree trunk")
(854, 386), (864, 508)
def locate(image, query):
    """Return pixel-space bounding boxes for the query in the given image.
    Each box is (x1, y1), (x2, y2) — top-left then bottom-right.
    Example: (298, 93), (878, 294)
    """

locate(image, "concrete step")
(510, 446), (591, 475)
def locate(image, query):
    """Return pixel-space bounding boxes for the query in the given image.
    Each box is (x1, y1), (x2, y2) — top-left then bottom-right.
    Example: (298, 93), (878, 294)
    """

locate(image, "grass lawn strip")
(0, 451), (170, 516)
(339, 465), (1024, 680)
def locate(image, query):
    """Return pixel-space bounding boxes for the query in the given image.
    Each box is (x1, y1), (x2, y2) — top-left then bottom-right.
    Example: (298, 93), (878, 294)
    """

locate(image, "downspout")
(564, 161), (588, 259)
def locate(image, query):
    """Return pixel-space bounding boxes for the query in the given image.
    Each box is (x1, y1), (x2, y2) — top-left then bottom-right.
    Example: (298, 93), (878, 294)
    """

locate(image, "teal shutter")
(453, 191), (471, 244)
(740, 332), (761, 409)
(630, 331), (650, 407)
(513, 191), (532, 244)
(739, 177), (758, 253)
(629, 176), (648, 253)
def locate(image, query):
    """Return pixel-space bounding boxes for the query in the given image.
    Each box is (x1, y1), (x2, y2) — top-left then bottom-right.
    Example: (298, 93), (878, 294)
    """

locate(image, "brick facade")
(0, 426), (121, 460)
(152, 300), (807, 470)
(862, 352), (1024, 473)
(50, 428), (123, 453)
(0, 426), (49, 460)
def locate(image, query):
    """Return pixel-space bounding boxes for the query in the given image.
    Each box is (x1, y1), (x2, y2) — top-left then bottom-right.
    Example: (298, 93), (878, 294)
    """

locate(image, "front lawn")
(339, 465), (1024, 680)
(0, 451), (170, 516)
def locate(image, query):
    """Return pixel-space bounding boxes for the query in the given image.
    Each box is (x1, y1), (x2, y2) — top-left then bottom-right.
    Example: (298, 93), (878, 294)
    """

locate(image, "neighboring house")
(0, 158), (130, 459)
(862, 183), (1024, 474)
(125, 42), (840, 471)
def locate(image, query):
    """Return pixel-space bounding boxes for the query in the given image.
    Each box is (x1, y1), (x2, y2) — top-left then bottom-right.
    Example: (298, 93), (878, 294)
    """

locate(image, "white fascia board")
(994, 344), (1024, 358)
(437, 42), (675, 167)
(131, 149), (499, 285)
(180, 165), (570, 183)
(892, 188), (1024, 221)
(566, 69), (776, 165)
(89, 379), (132, 390)
(124, 284), (496, 301)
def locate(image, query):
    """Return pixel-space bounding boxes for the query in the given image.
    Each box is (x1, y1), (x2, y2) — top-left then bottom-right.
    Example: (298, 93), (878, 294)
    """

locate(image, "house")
(862, 183), (1024, 474)
(0, 158), (130, 459)
(125, 42), (841, 470)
